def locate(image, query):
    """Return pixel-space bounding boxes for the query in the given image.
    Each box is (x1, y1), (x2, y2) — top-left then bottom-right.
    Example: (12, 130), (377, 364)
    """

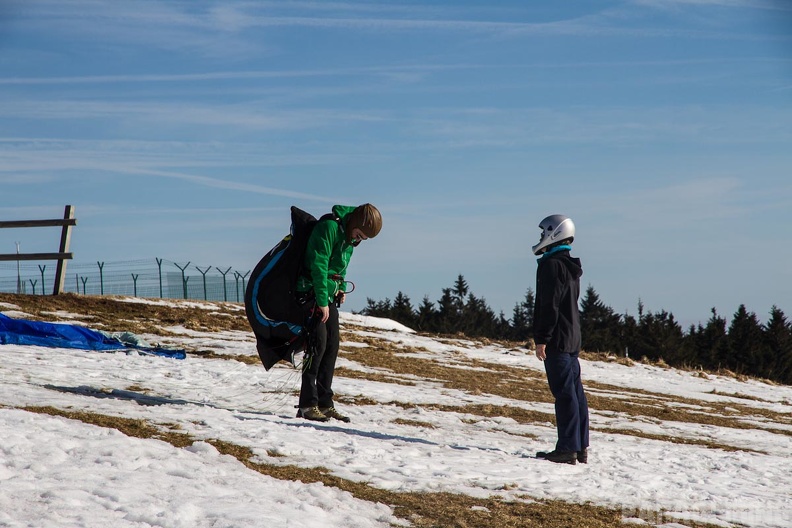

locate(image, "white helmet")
(532, 214), (575, 255)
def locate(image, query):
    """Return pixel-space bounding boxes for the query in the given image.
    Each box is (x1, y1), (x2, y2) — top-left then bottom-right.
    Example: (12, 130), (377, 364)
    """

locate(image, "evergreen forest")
(360, 274), (792, 386)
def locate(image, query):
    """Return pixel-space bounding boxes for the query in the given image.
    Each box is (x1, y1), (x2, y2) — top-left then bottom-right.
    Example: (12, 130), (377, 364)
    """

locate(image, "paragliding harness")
(244, 206), (353, 370)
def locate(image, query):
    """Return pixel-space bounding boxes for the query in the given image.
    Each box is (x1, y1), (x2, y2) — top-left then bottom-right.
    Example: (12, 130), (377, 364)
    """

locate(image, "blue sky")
(0, 0), (790, 327)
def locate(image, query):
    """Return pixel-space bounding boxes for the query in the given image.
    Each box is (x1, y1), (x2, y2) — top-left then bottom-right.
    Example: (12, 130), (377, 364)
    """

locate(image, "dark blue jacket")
(533, 247), (583, 353)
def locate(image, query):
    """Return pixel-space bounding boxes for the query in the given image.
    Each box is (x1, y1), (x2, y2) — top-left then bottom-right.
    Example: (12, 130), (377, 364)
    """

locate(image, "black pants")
(299, 304), (340, 409)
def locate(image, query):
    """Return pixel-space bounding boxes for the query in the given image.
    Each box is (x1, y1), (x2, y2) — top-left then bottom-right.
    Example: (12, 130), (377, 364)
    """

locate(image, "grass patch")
(338, 333), (792, 440)
(391, 418), (437, 429)
(20, 405), (727, 528)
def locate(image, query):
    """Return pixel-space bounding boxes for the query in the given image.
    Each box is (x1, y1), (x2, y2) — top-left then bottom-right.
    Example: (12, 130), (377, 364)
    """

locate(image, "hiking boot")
(577, 448), (588, 464)
(536, 449), (577, 465)
(297, 406), (329, 422)
(319, 407), (351, 423)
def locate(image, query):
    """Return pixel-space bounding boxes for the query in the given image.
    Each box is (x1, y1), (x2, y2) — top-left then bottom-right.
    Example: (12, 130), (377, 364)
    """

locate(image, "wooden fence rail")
(0, 205), (76, 295)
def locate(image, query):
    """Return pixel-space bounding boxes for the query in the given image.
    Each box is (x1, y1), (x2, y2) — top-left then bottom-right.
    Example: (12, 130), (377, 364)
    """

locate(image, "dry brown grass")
(3, 293), (773, 528)
(22, 405), (724, 528)
(0, 292), (248, 335)
(338, 331), (791, 448)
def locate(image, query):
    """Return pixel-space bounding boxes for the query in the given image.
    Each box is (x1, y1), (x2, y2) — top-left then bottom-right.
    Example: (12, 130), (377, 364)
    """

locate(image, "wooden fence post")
(0, 205), (76, 295)
(53, 205), (75, 295)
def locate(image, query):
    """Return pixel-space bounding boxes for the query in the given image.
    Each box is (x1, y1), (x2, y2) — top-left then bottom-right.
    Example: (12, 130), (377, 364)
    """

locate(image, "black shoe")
(577, 448), (588, 464)
(536, 449), (577, 464)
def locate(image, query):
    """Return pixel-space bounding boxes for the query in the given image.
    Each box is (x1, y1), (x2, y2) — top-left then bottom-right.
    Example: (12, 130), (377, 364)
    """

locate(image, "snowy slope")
(0, 297), (790, 528)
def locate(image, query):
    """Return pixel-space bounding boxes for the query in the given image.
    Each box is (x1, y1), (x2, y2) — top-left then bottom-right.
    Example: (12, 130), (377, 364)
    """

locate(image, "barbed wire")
(0, 258), (251, 302)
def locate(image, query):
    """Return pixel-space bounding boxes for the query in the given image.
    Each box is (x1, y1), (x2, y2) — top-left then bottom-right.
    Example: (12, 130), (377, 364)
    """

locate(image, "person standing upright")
(531, 214), (589, 464)
(295, 203), (382, 423)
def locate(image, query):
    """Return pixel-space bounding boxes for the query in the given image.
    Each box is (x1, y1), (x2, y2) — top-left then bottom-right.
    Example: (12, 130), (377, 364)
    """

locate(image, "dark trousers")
(544, 351), (589, 452)
(299, 305), (340, 409)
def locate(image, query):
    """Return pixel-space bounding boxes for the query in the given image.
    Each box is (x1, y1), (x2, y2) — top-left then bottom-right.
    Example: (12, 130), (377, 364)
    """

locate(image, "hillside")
(1, 293), (790, 528)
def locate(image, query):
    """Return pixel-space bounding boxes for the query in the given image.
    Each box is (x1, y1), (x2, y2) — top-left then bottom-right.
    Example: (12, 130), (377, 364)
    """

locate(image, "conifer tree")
(416, 295), (437, 333)
(763, 306), (792, 383)
(511, 301), (531, 341)
(510, 288), (535, 341)
(462, 293), (497, 337)
(391, 291), (417, 329)
(362, 297), (392, 319)
(620, 312), (638, 358)
(358, 275), (789, 384)
(694, 308), (730, 371)
(727, 305), (765, 375)
(496, 311), (512, 340)
(579, 285), (621, 353)
(452, 275), (469, 306)
(636, 310), (684, 363)
(435, 287), (459, 334)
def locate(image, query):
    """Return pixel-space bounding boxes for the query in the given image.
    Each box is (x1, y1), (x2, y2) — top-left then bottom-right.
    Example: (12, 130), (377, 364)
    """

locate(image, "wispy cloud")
(0, 99), (387, 132)
(0, 162), (336, 203)
(1, 57), (787, 88)
(110, 166), (339, 203)
(0, 142), (338, 203)
(0, 65), (457, 86)
(631, 0), (792, 11)
(5, 0), (786, 60)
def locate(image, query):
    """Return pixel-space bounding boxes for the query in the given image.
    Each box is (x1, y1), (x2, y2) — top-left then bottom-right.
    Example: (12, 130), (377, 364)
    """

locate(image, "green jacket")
(296, 205), (356, 307)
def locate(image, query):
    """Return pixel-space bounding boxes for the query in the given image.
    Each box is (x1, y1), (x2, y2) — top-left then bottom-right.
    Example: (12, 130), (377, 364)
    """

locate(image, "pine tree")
(579, 285), (621, 353)
(523, 288), (535, 330)
(636, 310), (684, 363)
(727, 305), (764, 375)
(391, 291), (417, 329)
(362, 297), (392, 319)
(510, 288), (535, 341)
(763, 306), (792, 384)
(452, 275), (469, 306)
(692, 308), (730, 371)
(435, 287), (459, 334)
(496, 311), (512, 340)
(462, 293), (498, 337)
(620, 312), (638, 358)
(416, 296), (437, 333)
(511, 301), (530, 341)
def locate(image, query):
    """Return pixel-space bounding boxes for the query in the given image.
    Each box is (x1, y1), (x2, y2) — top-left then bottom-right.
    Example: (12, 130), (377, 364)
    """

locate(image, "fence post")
(233, 271), (242, 302)
(16, 242), (21, 293)
(215, 266), (232, 301)
(38, 265), (46, 295)
(240, 270), (250, 300)
(80, 276), (88, 294)
(132, 273), (138, 297)
(29, 279), (37, 295)
(196, 265), (211, 301)
(0, 205), (76, 295)
(97, 262), (105, 295)
(156, 258), (164, 298)
(174, 262), (191, 299)
(52, 205), (75, 295)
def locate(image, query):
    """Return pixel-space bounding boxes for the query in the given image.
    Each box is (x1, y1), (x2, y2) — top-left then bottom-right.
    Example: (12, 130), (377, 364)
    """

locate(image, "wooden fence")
(0, 205), (76, 295)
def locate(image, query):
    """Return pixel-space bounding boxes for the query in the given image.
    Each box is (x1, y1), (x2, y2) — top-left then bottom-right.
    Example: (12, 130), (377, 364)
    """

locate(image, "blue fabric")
(538, 244), (572, 262)
(0, 313), (186, 359)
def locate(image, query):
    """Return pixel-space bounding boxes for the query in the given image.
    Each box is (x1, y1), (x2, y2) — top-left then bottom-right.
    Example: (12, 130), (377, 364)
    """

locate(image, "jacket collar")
(538, 244), (572, 262)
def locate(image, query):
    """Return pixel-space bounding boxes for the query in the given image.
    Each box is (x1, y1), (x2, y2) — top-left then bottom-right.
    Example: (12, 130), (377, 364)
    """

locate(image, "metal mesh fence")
(0, 259), (251, 303)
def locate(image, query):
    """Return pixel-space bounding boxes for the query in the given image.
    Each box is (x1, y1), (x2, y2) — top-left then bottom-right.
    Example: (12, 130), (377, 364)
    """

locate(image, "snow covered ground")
(1, 297), (791, 528)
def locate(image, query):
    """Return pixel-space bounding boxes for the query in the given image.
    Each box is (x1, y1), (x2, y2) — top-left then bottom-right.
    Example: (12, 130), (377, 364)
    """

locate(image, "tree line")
(360, 274), (792, 386)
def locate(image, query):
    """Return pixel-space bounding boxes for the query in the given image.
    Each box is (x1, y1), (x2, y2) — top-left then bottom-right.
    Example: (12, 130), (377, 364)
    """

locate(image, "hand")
(337, 293), (346, 305)
(535, 343), (546, 361)
(318, 305), (330, 323)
